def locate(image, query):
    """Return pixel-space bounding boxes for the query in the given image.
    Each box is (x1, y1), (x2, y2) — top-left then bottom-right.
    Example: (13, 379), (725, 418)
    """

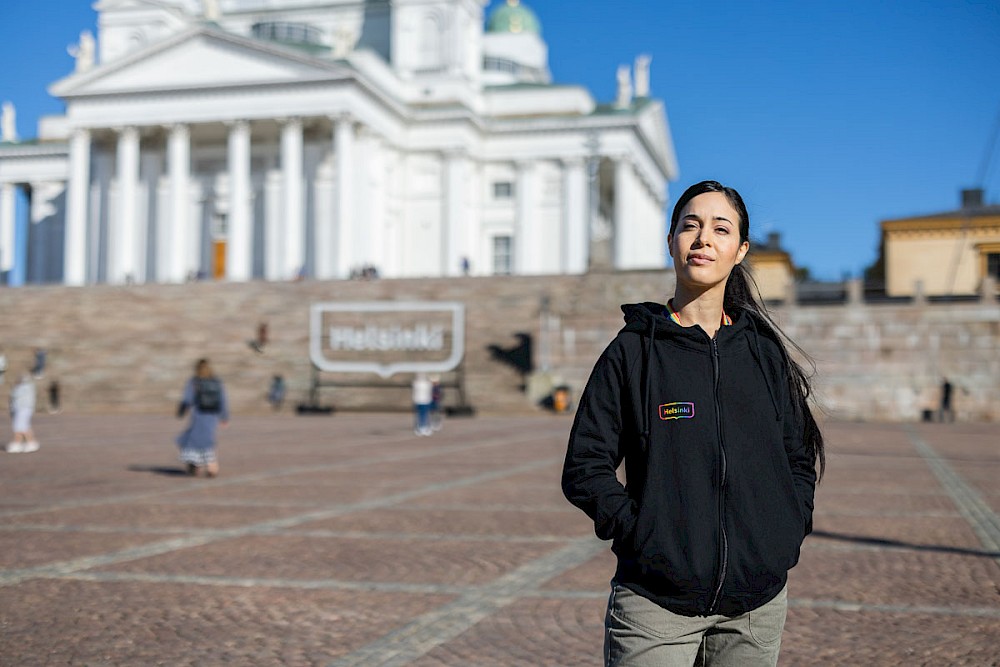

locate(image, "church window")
(493, 181), (514, 199)
(484, 57), (519, 75)
(492, 236), (512, 275)
(252, 22), (323, 46)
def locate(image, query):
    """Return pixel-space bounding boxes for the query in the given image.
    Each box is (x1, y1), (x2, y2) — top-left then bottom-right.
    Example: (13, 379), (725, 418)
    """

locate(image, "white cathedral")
(0, 0), (677, 286)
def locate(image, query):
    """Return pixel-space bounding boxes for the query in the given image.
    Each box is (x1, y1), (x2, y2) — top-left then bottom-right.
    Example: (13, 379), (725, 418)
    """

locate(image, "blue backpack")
(194, 378), (223, 414)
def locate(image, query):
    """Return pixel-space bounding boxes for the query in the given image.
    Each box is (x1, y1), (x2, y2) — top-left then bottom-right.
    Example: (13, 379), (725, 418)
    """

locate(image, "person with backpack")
(176, 358), (229, 477)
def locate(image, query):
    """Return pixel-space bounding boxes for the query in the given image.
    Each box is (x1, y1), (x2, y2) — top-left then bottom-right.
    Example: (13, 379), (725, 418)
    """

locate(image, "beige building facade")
(747, 232), (795, 303)
(881, 189), (1000, 297)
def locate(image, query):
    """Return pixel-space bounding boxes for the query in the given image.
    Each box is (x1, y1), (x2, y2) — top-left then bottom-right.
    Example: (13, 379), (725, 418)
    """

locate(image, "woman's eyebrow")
(685, 213), (732, 223)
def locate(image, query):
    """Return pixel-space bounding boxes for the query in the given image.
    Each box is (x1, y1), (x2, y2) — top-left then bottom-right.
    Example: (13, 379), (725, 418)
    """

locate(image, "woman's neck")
(670, 285), (726, 339)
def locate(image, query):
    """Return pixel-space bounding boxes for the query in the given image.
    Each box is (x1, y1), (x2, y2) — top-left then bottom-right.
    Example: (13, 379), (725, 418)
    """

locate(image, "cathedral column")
(165, 123), (191, 283)
(226, 120), (252, 281)
(515, 160), (535, 274)
(443, 149), (467, 276)
(562, 157), (587, 274)
(613, 157), (630, 269)
(280, 117), (304, 279)
(112, 126), (140, 284)
(313, 120), (336, 280)
(64, 128), (91, 285)
(334, 115), (355, 279)
(0, 182), (14, 276)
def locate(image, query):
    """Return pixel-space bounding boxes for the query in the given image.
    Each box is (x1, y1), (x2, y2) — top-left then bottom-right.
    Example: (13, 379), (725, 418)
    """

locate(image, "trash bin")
(553, 385), (571, 413)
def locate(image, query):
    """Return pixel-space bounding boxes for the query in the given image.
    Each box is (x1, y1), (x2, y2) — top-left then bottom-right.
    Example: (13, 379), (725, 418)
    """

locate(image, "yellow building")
(747, 232), (796, 303)
(881, 189), (1000, 297)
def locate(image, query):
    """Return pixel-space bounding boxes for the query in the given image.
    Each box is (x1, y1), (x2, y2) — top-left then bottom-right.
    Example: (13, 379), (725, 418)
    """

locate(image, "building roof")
(487, 0), (542, 36)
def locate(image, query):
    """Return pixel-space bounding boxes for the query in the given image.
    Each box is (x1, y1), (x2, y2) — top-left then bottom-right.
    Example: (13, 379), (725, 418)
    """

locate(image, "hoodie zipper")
(708, 337), (729, 614)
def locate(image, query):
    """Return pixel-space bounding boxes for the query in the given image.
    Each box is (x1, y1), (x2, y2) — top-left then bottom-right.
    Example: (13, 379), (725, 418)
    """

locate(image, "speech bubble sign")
(309, 301), (465, 378)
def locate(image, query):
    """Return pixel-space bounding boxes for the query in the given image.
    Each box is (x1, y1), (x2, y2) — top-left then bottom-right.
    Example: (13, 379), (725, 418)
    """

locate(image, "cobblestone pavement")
(1, 414), (997, 666)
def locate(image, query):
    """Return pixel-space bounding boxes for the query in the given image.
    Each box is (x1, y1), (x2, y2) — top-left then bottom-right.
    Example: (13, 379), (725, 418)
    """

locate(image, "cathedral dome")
(486, 0), (542, 36)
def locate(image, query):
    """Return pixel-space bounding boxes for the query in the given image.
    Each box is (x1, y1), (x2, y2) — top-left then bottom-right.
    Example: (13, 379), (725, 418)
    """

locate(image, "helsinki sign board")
(309, 301), (465, 378)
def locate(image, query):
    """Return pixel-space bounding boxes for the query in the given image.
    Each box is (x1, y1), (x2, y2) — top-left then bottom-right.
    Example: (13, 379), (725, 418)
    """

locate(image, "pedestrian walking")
(47, 380), (61, 414)
(429, 375), (443, 431)
(267, 374), (286, 411)
(562, 180), (825, 666)
(176, 358), (229, 477)
(30, 348), (46, 379)
(6, 373), (39, 453)
(412, 373), (433, 436)
(939, 377), (955, 423)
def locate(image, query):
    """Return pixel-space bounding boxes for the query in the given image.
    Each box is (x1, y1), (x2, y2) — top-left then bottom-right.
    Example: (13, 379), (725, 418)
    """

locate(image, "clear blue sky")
(2, 0), (999, 280)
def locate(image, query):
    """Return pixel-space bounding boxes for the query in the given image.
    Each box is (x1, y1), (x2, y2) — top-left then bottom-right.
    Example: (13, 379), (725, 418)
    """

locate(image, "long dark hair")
(670, 180), (826, 480)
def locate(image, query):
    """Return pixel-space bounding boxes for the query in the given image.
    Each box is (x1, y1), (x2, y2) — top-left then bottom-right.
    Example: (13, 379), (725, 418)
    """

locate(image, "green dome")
(486, 0), (542, 36)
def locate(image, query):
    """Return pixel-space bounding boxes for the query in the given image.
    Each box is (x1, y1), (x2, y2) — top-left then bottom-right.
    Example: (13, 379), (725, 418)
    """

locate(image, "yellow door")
(213, 240), (226, 280)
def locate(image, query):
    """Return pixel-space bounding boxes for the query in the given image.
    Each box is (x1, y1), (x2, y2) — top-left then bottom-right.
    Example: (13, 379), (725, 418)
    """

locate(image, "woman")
(176, 358), (229, 477)
(562, 181), (824, 666)
(7, 373), (39, 453)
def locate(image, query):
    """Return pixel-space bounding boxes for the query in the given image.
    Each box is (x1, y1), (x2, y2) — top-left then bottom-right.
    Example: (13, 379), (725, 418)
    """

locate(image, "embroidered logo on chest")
(659, 402), (695, 420)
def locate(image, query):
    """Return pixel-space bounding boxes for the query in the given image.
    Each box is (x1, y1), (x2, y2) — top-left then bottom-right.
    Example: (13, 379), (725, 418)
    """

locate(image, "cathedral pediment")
(50, 26), (351, 98)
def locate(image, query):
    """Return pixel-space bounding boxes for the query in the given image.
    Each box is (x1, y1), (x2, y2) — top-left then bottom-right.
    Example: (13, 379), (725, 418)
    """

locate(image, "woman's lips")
(687, 254), (713, 266)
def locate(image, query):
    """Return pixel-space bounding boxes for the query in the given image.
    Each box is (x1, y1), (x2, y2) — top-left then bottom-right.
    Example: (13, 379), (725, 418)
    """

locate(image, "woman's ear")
(736, 240), (750, 264)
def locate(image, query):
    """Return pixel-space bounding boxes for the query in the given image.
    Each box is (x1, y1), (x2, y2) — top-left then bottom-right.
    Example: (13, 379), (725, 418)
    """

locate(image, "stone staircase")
(0, 270), (674, 416)
(1, 272), (997, 420)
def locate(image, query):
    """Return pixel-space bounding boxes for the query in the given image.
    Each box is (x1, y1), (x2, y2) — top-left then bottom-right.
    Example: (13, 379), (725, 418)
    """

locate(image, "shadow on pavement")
(126, 464), (190, 477)
(811, 529), (1000, 559)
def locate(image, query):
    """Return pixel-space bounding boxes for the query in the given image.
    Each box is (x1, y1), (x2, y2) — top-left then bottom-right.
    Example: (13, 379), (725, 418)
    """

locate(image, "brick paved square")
(816, 490), (958, 515)
(791, 548), (1000, 609)
(812, 514), (985, 550)
(407, 479), (569, 510)
(0, 529), (175, 569)
(539, 552), (617, 593)
(88, 535), (568, 587)
(299, 506), (590, 540)
(0, 579), (453, 667)
(3, 501), (309, 531)
(782, 607), (1000, 666)
(408, 598), (605, 667)
(0, 415), (997, 665)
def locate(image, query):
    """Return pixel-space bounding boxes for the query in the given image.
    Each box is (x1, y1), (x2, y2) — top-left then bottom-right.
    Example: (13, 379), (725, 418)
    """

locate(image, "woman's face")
(668, 192), (750, 292)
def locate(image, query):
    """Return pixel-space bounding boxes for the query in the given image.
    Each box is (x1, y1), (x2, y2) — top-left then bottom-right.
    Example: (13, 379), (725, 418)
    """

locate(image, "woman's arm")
(562, 340), (638, 544)
(782, 382), (818, 536)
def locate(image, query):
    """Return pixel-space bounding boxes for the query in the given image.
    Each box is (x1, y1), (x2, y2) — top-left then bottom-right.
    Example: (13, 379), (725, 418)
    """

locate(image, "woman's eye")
(715, 227), (729, 234)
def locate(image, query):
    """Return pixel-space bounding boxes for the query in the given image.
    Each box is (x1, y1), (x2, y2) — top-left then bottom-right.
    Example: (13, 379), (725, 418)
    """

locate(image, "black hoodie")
(562, 302), (816, 617)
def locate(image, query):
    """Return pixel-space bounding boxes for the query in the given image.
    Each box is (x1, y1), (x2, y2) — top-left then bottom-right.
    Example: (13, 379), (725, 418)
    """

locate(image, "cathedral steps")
(0, 272), (997, 420)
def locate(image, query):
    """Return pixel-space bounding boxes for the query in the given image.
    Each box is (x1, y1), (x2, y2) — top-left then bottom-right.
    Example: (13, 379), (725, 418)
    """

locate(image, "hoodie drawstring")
(642, 317), (656, 446)
(746, 317), (782, 422)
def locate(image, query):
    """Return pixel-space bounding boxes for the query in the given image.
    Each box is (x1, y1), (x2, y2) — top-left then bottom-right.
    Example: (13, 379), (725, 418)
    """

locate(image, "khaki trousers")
(605, 583), (788, 667)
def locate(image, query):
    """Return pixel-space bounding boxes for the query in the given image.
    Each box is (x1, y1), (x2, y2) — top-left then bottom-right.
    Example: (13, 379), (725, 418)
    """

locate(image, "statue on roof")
(203, 0), (221, 21)
(634, 54), (651, 98)
(68, 30), (95, 73)
(615, 64), (633, 109)
(1, 102), (16, 142)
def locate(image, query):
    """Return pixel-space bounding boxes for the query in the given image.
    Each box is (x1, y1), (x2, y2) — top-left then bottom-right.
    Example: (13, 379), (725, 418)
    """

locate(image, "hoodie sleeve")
(781, 373), (817, 537)
(561, 337), (638, 543)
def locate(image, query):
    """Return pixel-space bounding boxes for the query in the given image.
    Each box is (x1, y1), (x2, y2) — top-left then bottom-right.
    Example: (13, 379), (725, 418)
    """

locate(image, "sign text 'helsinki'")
(310, 301), (465, 378)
